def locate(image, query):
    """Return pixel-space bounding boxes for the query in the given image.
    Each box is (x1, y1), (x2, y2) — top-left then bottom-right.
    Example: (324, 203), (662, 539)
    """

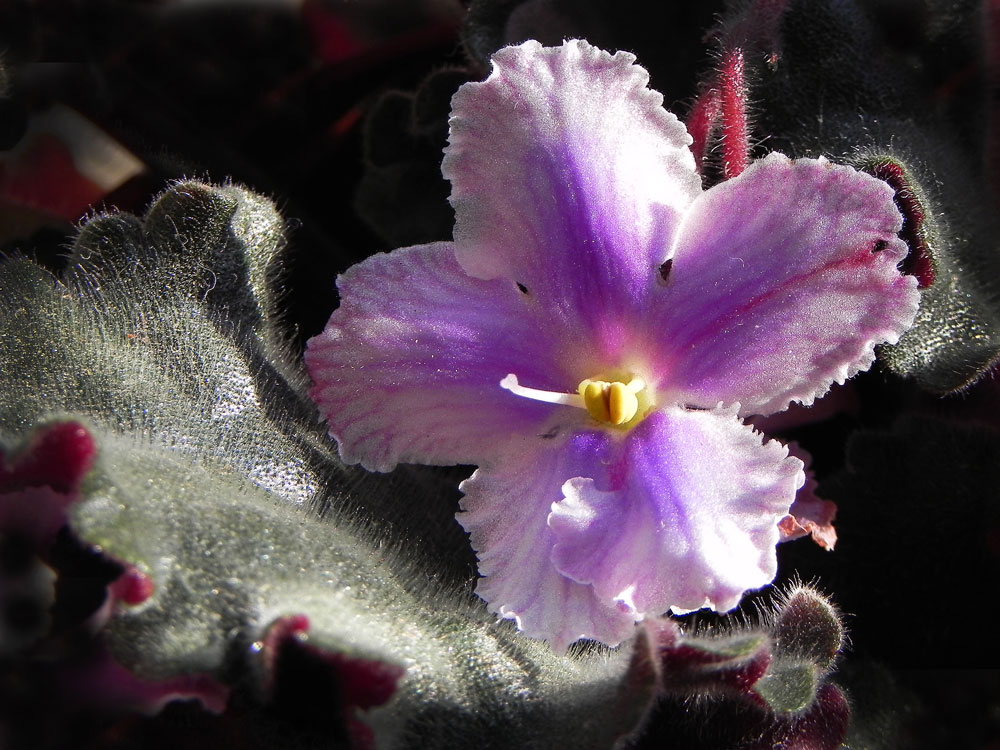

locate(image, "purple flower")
(305, 40), (919, 651)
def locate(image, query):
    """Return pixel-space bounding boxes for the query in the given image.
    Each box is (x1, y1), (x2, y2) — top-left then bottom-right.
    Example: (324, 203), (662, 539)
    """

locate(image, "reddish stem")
(686, 88), (721, 173)
(719, 47), (750, 179)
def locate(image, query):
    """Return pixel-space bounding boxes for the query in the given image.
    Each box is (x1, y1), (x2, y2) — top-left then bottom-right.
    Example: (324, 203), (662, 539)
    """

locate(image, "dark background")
(2, 1), (999, 747)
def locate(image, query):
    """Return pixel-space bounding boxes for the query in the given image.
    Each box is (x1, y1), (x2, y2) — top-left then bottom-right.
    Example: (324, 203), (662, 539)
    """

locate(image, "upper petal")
(443, 40), (701, 334)
(549, 406), (804, 616)
(305, 243), (574, 471)
(458, 431), (637, 652)
(652, 154), (919, 416)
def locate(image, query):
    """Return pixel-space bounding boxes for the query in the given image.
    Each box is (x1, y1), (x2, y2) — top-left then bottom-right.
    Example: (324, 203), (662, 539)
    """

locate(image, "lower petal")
(549, 407), (804, 617)
(457, 433), (637, 652)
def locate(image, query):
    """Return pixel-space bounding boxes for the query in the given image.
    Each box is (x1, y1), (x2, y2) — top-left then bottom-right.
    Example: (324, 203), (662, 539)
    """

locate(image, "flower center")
(577, 376), (645, 425)
(501, 372), (652, 429)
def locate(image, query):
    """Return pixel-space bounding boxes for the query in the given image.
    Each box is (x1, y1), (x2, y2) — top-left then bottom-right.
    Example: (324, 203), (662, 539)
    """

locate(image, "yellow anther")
(581, 380), (611, 422)
(578, 377), (642, 425)
(608, 382), (639, 425)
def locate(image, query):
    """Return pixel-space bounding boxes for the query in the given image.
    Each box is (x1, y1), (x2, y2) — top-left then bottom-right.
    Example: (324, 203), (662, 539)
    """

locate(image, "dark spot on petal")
(859, 158), (934, 287)
(872, 239), (888, 253)
(516, 282), (529, 295)
(658, 259), (673, 284)
(539, 426), (560, 439)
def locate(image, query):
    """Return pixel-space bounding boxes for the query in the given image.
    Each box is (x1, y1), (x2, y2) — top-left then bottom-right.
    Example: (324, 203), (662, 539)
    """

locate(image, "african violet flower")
(305, 39), (919, 650)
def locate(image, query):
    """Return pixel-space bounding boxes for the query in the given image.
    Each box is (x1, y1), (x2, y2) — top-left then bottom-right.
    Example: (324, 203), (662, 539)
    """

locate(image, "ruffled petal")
(457, 432), (637, 652)
(654, 153), (919, 416)
(779, 497), (838, 550)
(444, 39), (701, 346)
(305, 243), (575, 471)
(549, 407), (804, 617)
(778, 443), (838, 550)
